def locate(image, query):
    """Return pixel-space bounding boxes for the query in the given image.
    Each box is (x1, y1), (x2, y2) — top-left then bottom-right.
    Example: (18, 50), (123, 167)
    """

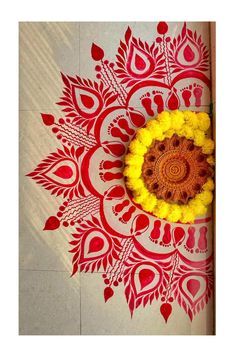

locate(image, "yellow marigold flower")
(171, 110), (185, 130)
(129, 139), (147, 156)
(133, 189), (150, 204)
(202, 138), (215, 154)
(189, 199), (207, 215)
(124, 153), (144, 166)
(178, 125), (194, 140)
(197, 112), (211, 131)
(184, 111), (199, 129)
(197, 190), (213, 205)
(207, 155), (215, 166)
(167, 204), (182, 222)
(180, 206), (195, 223)
(193, 129), (206, 147)
(164, 128), (175, 138)
(125, 178), (145, 191)
(146, 120), (164, 140)
(202, 177), (215, 191)
(136, 128), (153, 147)
(123, 166), (142, 179)
(141, 194), (158, 213)
(124, 110), (214, 224)
(153, 200), (170, 219)
(156, 111), (171, 131)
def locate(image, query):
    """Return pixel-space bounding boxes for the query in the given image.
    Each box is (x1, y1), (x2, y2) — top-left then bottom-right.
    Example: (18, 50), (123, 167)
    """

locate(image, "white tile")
(19, 270), (80, 335)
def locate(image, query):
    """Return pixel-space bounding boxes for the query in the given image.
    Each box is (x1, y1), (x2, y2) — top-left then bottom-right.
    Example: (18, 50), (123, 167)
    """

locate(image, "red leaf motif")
(160, 303), (172, 323)
(43, 216), (60, 231)
(125, 26), (132, 44)
(104, 287), (114, 302)
(91, 43), (104, 61)
(41, 113), (55, 126)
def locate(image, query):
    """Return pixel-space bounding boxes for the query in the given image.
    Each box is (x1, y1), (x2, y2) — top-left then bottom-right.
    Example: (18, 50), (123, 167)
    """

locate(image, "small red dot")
(63, 221), (69, 227)
(118, 277), (122, 282)
(96, 73), (101, 79)
(59, 206), (65, 211)
(57, 212), (63, 217)
(156, 37), (162, 43)
(113, 281), (118, 287)
(95, 65), (101, 71)
(52, 127), (59, 133)
(62, 139), (66, 143)
(57, 135), (62, 140)
(104, 60), (109, 65)
(66, 118), (71, 123)
(102, 274), (106, 278)
(109, 62), (114, 68)
(169, 297), (174, 302)
(161, 297), (165, 302)
(63, 202), (68, 207)
(104, 279), (109, 285)
(70, 221), (75, 226)
(59, 118), (65, 124)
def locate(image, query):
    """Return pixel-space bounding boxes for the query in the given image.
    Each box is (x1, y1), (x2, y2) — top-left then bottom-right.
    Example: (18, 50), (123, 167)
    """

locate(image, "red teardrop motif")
(88, 236), (104, 254)
(187, 279), (200, 298)
(80, 94), (95, 109)
(43, 216), (60, 231)
(157, 22), (168, 35)
(41, 113), (55, 126)
(105, 185), (125, 200)
(128, 109), (145, 128)
(167, 91), (179, 110)
(173, 227), (185, 246)
(183, 44), (195, 62)
(104, 287), (114, 302)
(53, 165), (73, 179)
(131, 214), (149, 235)
(135, 53), (146, 70)
(160, 303), (172, 323)
(139, 269), (155, 290)
(102, 141), (126, 157)
(91, 43), (104, 61)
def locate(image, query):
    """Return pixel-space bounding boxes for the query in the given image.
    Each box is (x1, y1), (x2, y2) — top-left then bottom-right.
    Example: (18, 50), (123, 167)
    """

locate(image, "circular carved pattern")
(142, 134), (210, 204)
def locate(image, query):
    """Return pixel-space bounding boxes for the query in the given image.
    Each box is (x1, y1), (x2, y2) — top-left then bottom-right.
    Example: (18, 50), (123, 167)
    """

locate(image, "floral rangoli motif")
(27, 22), (213, 322)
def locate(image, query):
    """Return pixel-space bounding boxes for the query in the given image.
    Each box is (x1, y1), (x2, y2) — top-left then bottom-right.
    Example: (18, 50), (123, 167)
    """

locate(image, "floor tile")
(19, 270), (80, 335)
(80, 272), (214, 335)
(19, 22), (79, 111)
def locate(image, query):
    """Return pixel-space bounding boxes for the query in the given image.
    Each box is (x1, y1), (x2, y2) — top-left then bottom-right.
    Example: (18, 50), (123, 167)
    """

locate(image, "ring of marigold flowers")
(123, 110), (215, 224)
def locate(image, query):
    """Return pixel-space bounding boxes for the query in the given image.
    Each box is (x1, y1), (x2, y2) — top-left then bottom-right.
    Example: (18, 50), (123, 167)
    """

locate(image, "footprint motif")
(181, 85), (192, 107)
(140, 92), (154, 116)
(152, 90), (164, 113)
(193, 83), (203, 107)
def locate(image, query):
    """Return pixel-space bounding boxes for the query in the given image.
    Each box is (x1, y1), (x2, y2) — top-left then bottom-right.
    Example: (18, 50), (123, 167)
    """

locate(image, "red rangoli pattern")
(27, 22), (213, 322)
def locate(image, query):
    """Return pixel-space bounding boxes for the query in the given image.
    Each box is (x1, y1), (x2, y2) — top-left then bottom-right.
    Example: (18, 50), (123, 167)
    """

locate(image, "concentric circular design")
(142, 134), (210, 204)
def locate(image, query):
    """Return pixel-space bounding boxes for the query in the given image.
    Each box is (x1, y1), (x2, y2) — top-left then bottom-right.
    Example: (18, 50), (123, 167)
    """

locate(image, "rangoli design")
(27, 22), (214, 322)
